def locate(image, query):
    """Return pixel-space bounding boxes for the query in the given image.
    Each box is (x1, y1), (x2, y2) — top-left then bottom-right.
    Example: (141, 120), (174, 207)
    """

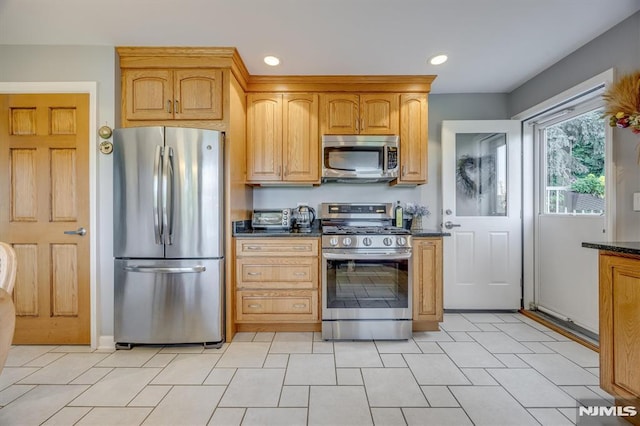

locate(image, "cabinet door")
(397, 94), (428, 184)
(246, 94), (283, 182)
(359, 93), (399, 135)
(413, 238), (443, 321)
(173, 69), (223, 120)
(283, 94), (319, 182)
(320, 94), (359, 134)
(123, 69), (173, 121)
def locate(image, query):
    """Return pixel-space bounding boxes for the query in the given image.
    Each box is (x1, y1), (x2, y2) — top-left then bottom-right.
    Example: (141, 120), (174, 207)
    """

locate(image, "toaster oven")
(251, 209), (293, 230)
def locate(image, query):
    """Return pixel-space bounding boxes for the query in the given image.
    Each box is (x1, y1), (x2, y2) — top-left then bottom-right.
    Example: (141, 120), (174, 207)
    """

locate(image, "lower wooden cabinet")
(599, 252), (640, 407)
(235, 237), (320, 326)
(412, 237), (443, 327)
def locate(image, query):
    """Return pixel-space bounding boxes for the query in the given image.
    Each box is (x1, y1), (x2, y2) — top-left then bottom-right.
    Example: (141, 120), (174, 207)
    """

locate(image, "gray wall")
(0, 45), (117, 340)
(509, 11), (640, 240)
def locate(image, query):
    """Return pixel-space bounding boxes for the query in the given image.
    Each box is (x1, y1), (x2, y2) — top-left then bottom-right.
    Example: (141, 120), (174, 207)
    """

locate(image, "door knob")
(64, 227), (86, 236)
(444, 221), (461, 229)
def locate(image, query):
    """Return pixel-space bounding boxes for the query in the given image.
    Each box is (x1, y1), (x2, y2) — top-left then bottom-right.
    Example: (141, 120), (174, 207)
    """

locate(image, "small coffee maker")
(294, 205), (316, 232)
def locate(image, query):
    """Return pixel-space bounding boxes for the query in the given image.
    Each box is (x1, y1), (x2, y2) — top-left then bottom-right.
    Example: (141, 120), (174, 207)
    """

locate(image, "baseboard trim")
(98, 335), (115, 351)
(519, 309), (599, 353)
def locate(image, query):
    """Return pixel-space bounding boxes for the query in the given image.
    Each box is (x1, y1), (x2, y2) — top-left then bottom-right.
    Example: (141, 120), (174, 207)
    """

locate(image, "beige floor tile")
(494, 323), (556, 342)
(461, 313), (505, 323)
(336, 368), (363, 386)
(542, 341), (599, 368)
(380, 353), (407, 368)
(97, 347), (160, 367)
(0, 384), (88, 425)
(439, 314), (481, 332)
(279, 386), (309, 407)
(518, 353), (599, 385)
(0, 384), (35, 406)
(334, 342), (382, 368)
(308, 386), (372, 426)
(23, 352), (66, 368)
(270, 332), (313, 354)
(487, 368), (576, 407)
(70, 367), (161, 406)
(362, 368), (427, 407)
(374, 340), (421, 354)
(264, 354), (289, 368)
(242, 407), (308, 426)
(438, 342), (504, 368)
(0, 367), (39, 392)
(414, 342), (443, 353)
(232, 332), (256, 342)
(468, 331), (533, 354)
(50, 345), (94, 353)
(411, 330), (453, 342)
(253, 332), (275, 342)
(5, 346), (55, 367)
(143, 385), (225, 425)
(284, 354), (335, 385)
(128, 385), (172, 407)
(208, 407), (245, 426)
(493, 353), (530, 368)
(70, 367), (113, 385)
(17, 353), (109, 385)
(158, 344), (205, 354)
(371, 408), (406, 426)
(76, 407), (152, 425)
(42, 406), (92, 426)
(451, 386), (539, 425)
(311, 341), (333, 354)
(404, 354), (470, 385)
(204, 368), (236, 385)
(143, 353), (177, 368)
(460, 368), (498, 385)
(219, 369), (285, 407)
(151, 353), (220, 385)
(528, 408), (575, 425)
(403, 408), (472, 425)
(217, 342), (271, 368)
(420, 386), (459, 407)
(448, 332), (475, 342)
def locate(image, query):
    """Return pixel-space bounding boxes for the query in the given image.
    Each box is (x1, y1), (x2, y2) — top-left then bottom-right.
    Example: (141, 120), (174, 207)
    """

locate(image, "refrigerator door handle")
(162, 147), (175, 245)
(153, 145), (163, 245)
(123, 265), (206, 274)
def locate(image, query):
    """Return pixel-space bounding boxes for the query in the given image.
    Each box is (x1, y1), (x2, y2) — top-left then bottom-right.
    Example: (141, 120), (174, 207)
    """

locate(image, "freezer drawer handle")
(123, 265), (206, 274)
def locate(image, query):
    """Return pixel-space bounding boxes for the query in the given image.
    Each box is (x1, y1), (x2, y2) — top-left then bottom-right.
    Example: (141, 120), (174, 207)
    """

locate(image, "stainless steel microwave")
(322, 135), (399, 183)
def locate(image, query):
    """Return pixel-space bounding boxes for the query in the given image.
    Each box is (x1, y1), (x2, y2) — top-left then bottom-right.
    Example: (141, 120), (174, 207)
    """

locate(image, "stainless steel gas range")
(320, 202), (412, 340)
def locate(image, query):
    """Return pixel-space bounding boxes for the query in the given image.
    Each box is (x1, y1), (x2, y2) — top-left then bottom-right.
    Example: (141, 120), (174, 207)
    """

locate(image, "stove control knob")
(329, 237), (339, 247)
(342, 237), (352, 246)
(396, 237), (407, 246)
(363, 237), (372, 247)
(383, 237), (393, 246)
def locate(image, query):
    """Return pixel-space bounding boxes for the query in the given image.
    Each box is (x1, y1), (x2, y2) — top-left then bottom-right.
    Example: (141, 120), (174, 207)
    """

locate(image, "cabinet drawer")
(236, 238), (318, 257)
(237, 258), (317, 289)
(236, 290), (318, 322)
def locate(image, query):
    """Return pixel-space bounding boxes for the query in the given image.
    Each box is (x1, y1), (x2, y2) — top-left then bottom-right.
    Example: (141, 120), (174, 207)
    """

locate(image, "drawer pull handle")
(293, 304), (307, 308)
(246, 246), (262, 250)
(292, 246), (307, 251)
(247, 304), (262, 308)
(247, 272), (262, 276)
(293, 272), (306, 276)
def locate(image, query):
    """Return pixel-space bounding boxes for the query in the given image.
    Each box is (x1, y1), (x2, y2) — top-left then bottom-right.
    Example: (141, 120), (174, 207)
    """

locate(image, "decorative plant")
(603, 70), (640, 133)
(570, 174), (604, 198)
(405, 203), (430, 217)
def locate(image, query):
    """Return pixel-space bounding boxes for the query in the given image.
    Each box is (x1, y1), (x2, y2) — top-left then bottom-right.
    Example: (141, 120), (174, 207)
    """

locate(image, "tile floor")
(0, 313), (617, 425)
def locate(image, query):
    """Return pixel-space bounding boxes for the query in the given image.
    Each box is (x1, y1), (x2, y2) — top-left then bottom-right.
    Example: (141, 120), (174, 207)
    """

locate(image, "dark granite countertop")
(233, 221), (449, 238)
(582, 241), (640, 256)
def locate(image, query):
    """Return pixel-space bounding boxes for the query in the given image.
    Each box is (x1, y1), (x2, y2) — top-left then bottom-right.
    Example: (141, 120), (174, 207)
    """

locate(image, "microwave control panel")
(388, 147), (398, 170)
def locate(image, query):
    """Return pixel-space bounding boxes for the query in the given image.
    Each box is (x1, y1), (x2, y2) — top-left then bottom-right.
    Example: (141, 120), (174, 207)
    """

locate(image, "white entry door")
(442, 120), (522, 310)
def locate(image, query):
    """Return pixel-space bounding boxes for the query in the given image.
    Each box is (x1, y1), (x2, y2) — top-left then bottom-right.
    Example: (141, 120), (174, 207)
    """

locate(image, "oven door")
(322, 250), (412, 320)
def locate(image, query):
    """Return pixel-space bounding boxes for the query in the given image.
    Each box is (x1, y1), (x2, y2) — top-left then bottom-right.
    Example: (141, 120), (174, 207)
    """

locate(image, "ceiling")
(1, 0), (639, 94)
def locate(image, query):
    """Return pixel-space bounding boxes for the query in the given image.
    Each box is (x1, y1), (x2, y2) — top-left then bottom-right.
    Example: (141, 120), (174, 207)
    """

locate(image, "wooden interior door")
(0, 93), (90, 344)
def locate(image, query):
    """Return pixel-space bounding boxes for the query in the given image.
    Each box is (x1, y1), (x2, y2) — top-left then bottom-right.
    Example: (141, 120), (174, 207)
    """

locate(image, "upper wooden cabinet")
(247, 93), (319, 184)
(123, 68), (223, 122)
(320, 93), (399, 135)
(396, 94), (428, 184)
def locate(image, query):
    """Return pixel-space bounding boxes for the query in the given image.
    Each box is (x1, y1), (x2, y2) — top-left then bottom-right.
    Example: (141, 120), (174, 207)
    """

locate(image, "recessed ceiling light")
(264, 56), (280, 66)
(429, 54), (448, 65)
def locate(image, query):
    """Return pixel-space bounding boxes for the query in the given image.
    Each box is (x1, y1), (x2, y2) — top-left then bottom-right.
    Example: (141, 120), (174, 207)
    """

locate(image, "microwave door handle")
(383, 145), (388, 174)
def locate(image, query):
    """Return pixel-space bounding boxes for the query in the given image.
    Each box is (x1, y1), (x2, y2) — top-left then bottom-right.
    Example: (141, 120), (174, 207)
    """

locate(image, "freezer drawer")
(114, 258), (224, 347)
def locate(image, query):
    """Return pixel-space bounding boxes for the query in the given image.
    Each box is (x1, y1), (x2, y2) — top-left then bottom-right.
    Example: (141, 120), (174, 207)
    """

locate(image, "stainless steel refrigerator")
(113, 126), (224, 349)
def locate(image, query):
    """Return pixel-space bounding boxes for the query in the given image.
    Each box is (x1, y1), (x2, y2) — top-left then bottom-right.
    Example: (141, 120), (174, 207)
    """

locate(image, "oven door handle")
(322, 252), (412, 260)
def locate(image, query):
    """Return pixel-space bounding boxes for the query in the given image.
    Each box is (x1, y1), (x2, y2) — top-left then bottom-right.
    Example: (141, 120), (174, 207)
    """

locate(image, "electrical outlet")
(634, 193), (640, 211)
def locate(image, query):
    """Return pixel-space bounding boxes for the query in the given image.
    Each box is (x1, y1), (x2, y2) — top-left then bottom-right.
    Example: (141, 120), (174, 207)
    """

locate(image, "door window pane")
(455, 132), (507, 217)
(543, 109), (605, 214)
